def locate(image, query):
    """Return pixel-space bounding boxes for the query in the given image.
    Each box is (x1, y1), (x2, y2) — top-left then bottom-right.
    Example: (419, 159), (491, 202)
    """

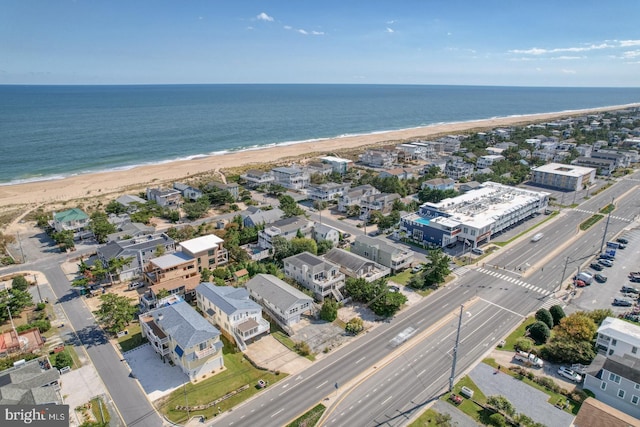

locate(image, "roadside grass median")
(579, 214), (603, 231)
(287, 403), (326, 427)
(502, 316), (536, 351)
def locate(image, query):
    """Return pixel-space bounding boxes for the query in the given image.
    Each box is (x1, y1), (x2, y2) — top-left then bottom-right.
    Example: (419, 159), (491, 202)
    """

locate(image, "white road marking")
(316, 380), (328, 389)
(381, 396), (393, 406)
(271, 409), (284, 418)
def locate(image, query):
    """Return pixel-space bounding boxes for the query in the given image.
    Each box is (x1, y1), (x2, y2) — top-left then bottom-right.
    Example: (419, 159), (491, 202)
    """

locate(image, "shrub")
(36, 302), (46, 311)
(488, 413), (507, 427)
(549, 305), (566, 326)
(345, 317), (364, 335)
(570, 389), (588, 403)
(527, 321), (551, 344)
(294, 341), (311, 356)
(535, 308), (554, 329)
(536, 376), (560, 393)
(319, 300), (339, 322)
(514, 337), (533, 352)
(52, 350), (73, 370)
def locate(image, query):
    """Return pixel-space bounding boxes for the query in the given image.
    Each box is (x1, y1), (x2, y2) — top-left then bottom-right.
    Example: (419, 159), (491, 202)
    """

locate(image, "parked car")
(471, 248), (484, 255)
(598, 259), (613, 267)
(446, 242), (457, 249)
(574, 279), (586, 288)
(617, 237), (629, 244)
(558, 366), (582, 382)
(342, 233), (351, 239)
(594, 274), (607, 283)
(621, 285), (640, 294)
(590, 263), (604, 271)
(613, 298), (634, 307)
(598, 253), (615, 261)
(514, 351), (544, 368)
(617, 243), (626, 249)
(411, 265), (423, 273)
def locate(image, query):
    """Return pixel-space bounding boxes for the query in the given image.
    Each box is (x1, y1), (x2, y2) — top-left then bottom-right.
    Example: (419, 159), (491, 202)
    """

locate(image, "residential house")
(196, 283), (269, 350)
(583, 354), (640, 419)
(52, 208), (90, 237)
(439, 137), (462, 153)
(115, 194), (147, 212)
(305, 161), (333, 176)
(395, 144), (426, 161)
(532, 150), (555, 162)
(179, 234), (229, 272)
(313, 223), (341, 247)
(318, 156), (353, 174)
(97, 233), (176, 282)
(283, 252), (345, 301)
(173, 182), (203, 201)
(476, 155), (505, 169)
(245, 274), (314, 330)
(323, 248), (391, 282)
(106, 221), (155, 242)
(573, 397), (640, 427)
(409, 141), (442, 158)
(206, 181), (240, 200)
(338, 185), (380, 213)
(359, 193), (401, 220)
(240, 206), (284, 228)
(307, 182), (350, 202)
(146, 187), (182, 209)
(0, 328), (45, 356)
(422, 159), (448, 174)
(140, 299), (224, 381)
(258, 217), (313, 250)
(596, 317), (640, 358)
(141, 252), (200, 310)
(421, 178), (455, 191)
(359, 149), (397, 168)
(0, 357), (61, 405)
(378, 167), (414, 180)
(444, 161), (474, 180)
(351, 235), (414, 273)
(592, 150), (631, 169)
(240, 169), (275, 188)
(572, 156), (616, 175)
(272, 166), (310, 190)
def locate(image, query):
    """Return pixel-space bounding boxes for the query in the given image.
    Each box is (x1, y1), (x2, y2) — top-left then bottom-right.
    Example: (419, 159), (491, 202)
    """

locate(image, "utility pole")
(599, 197), (614, 254)
(183, 380), (190, 420)
(558, 256), (571, 293)
(34, 274), (43, 303)
(449, 304), (464, 392)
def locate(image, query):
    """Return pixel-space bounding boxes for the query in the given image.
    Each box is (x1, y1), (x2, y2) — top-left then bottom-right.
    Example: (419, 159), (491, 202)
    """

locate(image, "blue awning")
(174, 345), (184, 357)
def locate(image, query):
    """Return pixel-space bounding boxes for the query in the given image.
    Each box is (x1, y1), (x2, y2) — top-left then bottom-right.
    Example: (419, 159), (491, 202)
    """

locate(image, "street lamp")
(33, 275), (43, 303)
(449, 305), (471, 391)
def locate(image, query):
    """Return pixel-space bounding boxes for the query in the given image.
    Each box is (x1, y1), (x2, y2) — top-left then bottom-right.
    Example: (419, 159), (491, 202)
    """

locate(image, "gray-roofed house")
(196, 283), (269, 351)
(323, 248), (391, 282)
(115, 194), (147, 212)
(258, 217), (313, 250)
(140, 299), (224, 381)
(272, 166), (310, 190)
(97, 233), (176, 282)
(206, 181), (240, 200)
(338, 184), (380, 213)
(421, 178), (455, 191)
(283, 252), (346, 301)
(307, 182), (351, 202)
(146, 187), (182, 209)
(313, 223), (340, 247)
(240, 169), (275, 188)
(173, 182), (203, 201)
(0, 357), (61, 405)
(106, 221), (155, 242)
(240, 207), (285, 228)
(351, 235), (414, 273)
(359, 192), (401, 220)
(583, 353), (640, 419)
(245, 274), (314, 330)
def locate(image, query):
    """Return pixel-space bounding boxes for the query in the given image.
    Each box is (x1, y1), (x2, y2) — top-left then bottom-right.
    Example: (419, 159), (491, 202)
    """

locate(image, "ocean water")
(1, 84), (640, 185)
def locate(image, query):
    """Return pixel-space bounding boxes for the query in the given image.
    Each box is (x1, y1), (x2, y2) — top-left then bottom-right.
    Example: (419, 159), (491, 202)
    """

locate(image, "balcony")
(194, 344), (218, 360)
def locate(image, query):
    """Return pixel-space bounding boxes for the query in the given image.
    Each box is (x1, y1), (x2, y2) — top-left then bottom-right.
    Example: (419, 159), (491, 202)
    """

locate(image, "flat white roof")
(151, 252), (194, 269)
(179, 234), (224, 254)
(598, 317), (640, 344)
(533, 163), (596, 177)
(320, 156), (352, 163)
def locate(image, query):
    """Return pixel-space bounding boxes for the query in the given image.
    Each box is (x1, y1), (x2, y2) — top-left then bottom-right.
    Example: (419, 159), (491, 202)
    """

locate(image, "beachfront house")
(173, 182), (203, 201)
(359, 149), (397, 168)
(240, 169), (275, 188)
(196, 283), (270, 351)
(140, 299), (224, 381)
(323, 248), (391, 282)
(52, 208), (90, 238)
(245, 274), (314, 331)
(351, 235), (414, 273)
(206, 181), (240, 201)
(115, 194), (147, 212)
(146, 187), (182, 209)
(318, 156), (353, 174)
(283, 252), (345, 301)
(272, 166), (310, 190)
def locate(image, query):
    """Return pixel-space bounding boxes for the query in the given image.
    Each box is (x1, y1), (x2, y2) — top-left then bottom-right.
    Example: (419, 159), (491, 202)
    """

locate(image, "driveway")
(123, 343), (187, 402)
(469, 363), (575, 427)
(244, 335), (311, 375)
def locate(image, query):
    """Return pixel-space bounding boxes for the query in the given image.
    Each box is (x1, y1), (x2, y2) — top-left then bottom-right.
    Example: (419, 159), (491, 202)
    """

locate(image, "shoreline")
(1, 103), (638, 209)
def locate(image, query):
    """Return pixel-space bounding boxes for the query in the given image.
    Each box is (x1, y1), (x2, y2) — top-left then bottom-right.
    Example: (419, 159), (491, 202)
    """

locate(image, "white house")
(596, 317), (640, 358)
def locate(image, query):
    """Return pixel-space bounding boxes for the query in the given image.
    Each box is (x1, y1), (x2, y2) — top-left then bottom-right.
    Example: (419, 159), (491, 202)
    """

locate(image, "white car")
(514, 351), (544, 368)
(558, 366), (582, 382)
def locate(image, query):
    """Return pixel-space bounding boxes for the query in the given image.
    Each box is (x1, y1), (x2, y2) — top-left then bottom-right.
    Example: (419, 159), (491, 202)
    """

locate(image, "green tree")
(201, 268), (213, 282)
(549, 305), (566, 327)
(514, 337), (533, 352)
(105, 200), (128, 214)
(541, 339), (596, 364)
(94, 294), (139, 334)
(90, 211), (117, 243)
(317, 239), (333, 255)
(278, 194), (305, 217)
(346, 204), (361, 218)
(345, 317), (364, 335)
(582, 308), (613, 326)
(319, 300), (339, 322)
(52, 230), (75, 250)
(156, 288), (170, 299)
(370, 290), (407, 317)
(271, 236), (293, 261)
(488, 413), (507, 427)
(410, 249), (451, 290)
(528, 321), (551, 344)
(535, 308), (554, 329)
(487, 395), (516, 416)
(553, 313), (597, 343)
(11, 275), (29, 292)
(107, 256), (134, 283)
(71, 277), (91, 290)
(52, 351), (73, 370)
(154, 244), (166, 257)
(290, 238), (318, 256)
(183, 197), (211, 220)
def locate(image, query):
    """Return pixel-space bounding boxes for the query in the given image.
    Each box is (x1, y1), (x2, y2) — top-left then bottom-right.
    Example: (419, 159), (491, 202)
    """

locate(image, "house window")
(208, 249), (215, 256)
(618, 389), (625, 399)
(610, 373), (621, 384)
(609, 349), (614, 356)
(636, 384), (640, 391)
(632, 395), (639, 405)
(612, 339), (617, 346)
(633, 346), (638, 354)
(600, 382), (607, 391)
(199, 342), (207, 351)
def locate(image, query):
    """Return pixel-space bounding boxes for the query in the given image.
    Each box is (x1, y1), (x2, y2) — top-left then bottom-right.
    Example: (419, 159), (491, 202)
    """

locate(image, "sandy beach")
(1, 103), (638, 209)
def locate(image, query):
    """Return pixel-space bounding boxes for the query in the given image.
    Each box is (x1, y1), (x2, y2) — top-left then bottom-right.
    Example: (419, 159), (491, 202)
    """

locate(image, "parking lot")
(569, 227), (640, 316)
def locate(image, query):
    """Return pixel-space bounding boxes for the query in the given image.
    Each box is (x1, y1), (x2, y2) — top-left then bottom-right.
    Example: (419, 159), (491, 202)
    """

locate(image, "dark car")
(618, 243), (626, 249)
(621, 285), (640, 294)
(342, 233), (351, 239)
(594, 274), (607, 283)
(590, 263), (604, 271)
(613, 298), (634, 307)
(599, 253), (615, 260)
(617, 237), (629, 244)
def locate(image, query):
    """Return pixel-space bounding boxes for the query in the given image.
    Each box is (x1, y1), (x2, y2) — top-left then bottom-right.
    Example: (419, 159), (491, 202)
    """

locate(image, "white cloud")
(623, 50), (640, 59)
(551, 56), (583, 60)
(247, 26), (254, 30)
(198, 16), (203, 20)
(256, 12), (274, 22)
(386, 20), (396, 24)
(619, 40), (640, 47)
(386, 27), (394, 33)
(311, 31), (325, 36)
(298, 29), (308, 35)
(284, 25), (292, 30)
(561, 69), (577, 74)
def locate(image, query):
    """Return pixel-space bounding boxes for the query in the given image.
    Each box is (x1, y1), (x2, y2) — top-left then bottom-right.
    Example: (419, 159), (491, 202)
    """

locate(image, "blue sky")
(2, 1), (640, 86)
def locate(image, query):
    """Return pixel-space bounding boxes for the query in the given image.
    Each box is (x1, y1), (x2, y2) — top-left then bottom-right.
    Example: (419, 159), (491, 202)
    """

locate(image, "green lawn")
(389, 269), (412, 285)
(90, 396), (110, 424)
(502, 316), (536, 351)
(117, 322), (147, 352)
(440, 375), (489, 424)
(158, 340), (287, 424)
(409, 408), (451, 427)
(272, 330), (315, 361)
(579, 214), (604, 230)
(287, 404), (326, 427)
